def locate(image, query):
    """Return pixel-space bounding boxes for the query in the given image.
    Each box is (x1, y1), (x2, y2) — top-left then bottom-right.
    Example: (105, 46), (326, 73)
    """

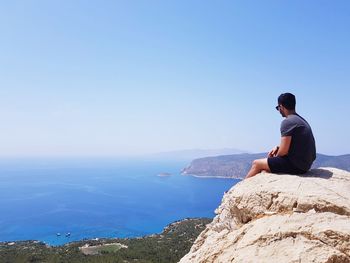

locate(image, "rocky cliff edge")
(179, 167), (350, 263)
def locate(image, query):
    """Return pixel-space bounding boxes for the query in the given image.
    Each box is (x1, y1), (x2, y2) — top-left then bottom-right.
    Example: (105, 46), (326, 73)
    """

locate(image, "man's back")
(281, 114), (316, 171)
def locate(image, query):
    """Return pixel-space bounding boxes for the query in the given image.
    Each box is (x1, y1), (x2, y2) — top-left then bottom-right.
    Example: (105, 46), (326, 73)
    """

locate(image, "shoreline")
(0, 218), (212, 262)
(182, 173), (242, 179)
(0, 217), (212, 247)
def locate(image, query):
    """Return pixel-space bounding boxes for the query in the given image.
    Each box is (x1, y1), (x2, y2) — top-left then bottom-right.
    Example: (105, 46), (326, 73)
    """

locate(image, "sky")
(0, 0), (349, 157)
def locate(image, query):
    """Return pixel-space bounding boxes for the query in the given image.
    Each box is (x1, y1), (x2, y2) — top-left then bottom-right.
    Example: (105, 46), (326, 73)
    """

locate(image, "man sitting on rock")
(246, 93), (316, 179)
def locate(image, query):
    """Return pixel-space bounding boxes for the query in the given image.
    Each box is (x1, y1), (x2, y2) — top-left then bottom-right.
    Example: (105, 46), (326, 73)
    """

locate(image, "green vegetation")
(97, 244), (124, 254)
(0, 218), (212, 263)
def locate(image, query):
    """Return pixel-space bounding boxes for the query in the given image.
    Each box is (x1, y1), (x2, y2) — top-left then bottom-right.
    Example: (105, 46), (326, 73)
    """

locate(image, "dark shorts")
(268, 156), (306, 174)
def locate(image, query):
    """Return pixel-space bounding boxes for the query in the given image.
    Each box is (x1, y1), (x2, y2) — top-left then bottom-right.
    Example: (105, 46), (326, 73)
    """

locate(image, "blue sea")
(0, 158), (239, 246)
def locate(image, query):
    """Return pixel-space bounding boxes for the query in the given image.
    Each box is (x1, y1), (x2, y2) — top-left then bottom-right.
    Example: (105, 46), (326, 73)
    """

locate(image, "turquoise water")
(0, 158), (239, 245)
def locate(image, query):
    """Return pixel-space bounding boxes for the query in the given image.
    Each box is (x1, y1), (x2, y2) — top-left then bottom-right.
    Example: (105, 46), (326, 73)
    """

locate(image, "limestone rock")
(179, 168), (350, 263)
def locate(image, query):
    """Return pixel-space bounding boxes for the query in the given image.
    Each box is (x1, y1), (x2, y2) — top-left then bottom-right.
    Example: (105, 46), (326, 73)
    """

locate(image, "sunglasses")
(275, 105), (281, 111)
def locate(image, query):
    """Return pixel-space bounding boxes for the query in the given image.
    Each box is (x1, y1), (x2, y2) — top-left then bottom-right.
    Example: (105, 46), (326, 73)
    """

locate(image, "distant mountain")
(312, 154), (350, 170)
(181, 153), (350, 179)
(146, 148), (248, 160)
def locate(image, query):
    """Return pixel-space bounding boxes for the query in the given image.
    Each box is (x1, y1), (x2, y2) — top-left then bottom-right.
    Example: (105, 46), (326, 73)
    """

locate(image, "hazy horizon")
(1, 1), (349, 157)
(0, 147), (348, 159)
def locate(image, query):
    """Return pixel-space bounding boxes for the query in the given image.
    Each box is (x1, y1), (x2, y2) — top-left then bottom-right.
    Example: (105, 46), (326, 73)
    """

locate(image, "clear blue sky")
(0, 1), (349, 157)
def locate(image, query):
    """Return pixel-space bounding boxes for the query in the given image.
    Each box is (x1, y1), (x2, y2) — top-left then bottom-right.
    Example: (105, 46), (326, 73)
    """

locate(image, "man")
(245, 93), (316, 179)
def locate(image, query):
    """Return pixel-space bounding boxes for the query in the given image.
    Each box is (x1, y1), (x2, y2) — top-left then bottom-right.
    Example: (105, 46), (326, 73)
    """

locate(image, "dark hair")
(278, 93), (296, 110)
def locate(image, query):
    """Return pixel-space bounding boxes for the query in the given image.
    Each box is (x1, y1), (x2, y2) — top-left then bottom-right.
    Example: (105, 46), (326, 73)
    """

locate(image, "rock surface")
(179, 168), (350, 263)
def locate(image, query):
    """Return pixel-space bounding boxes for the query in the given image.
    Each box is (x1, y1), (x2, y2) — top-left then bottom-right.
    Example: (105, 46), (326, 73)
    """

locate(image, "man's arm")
(276, 136), (292, 157)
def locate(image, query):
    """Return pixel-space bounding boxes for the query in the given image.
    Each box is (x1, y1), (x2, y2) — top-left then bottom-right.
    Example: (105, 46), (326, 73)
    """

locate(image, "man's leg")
(245, 158), (271, 179)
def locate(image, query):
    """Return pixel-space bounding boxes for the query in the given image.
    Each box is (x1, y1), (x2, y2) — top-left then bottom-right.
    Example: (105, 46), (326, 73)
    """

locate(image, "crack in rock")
(266, 192), (280, 210)
(246, 230), (350, 258)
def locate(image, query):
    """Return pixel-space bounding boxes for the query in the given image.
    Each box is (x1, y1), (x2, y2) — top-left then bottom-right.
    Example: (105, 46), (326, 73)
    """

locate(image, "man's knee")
(252, 159), (262, 167)
(252, 159), (259, 168)
(252, 158), (269, 171)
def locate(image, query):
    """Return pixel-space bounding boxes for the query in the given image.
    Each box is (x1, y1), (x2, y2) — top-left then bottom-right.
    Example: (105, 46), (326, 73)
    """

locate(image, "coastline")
(0, 218), (212, 263)
(0, 218), (211, 247)
(182, 173), (242, 179)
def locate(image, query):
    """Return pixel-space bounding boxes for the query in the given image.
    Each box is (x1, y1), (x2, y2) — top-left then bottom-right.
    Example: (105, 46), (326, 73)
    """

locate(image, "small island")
(157, 172), (172, 177)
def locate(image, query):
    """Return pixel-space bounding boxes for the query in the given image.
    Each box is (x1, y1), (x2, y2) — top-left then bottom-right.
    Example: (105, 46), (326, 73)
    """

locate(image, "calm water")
(0, 158), (239, 245)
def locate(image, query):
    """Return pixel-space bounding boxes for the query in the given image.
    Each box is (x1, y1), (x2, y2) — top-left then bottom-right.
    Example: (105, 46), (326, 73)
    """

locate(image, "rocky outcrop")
(179, 168), (350, 263)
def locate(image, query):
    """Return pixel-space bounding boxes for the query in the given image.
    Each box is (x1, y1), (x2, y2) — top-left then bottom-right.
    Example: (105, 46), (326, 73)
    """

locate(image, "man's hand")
(268, 146), (279, 158)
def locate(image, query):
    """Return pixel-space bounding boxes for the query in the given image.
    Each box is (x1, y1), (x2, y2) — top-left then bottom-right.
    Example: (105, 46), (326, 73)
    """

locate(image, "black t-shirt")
(280, 114), (316, 171)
